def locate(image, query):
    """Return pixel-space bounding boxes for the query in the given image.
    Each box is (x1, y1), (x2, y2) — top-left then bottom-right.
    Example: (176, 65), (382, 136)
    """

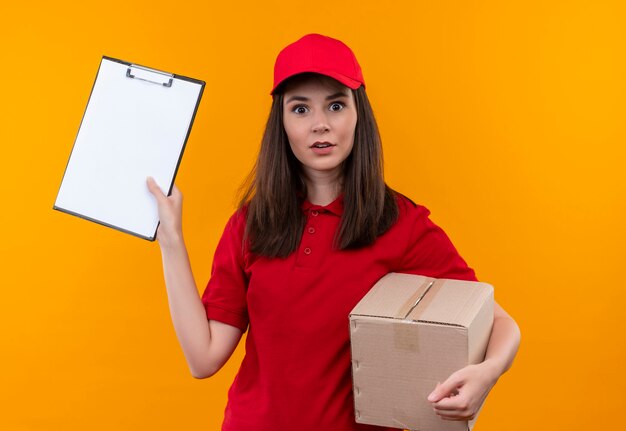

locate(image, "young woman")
(147, 34), (520, 431)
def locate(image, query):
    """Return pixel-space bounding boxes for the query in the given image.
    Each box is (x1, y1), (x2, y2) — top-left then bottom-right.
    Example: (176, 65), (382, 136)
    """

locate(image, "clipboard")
(54, 56), (205, 241)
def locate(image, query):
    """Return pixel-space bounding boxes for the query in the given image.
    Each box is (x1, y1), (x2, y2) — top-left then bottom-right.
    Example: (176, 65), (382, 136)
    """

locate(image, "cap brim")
(271, 70), (364, 95)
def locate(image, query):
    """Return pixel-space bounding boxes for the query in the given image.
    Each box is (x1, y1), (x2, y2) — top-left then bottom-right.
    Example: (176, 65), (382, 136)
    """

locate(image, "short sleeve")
(397, 197), (478, 282)
(200, 209), (250, 332)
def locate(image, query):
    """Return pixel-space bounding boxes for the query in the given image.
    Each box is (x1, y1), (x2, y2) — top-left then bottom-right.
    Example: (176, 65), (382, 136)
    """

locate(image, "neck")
(303, 168), (343, 206)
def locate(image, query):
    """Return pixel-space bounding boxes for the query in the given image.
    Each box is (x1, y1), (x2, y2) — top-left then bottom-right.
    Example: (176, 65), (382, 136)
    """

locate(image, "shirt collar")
(301, 194), (344, 216)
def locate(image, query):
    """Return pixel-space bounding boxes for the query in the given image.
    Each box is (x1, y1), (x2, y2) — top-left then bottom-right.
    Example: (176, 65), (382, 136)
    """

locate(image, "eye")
(292, 105), (309, 114)
(329, 102), (344, 112)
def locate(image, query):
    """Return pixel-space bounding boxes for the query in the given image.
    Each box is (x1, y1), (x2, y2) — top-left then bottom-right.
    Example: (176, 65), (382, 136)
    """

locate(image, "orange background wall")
(1, 0), (624, 429)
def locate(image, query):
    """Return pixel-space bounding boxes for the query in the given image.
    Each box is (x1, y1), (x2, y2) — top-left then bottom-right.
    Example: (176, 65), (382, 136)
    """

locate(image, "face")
(282, 76), (357, 181)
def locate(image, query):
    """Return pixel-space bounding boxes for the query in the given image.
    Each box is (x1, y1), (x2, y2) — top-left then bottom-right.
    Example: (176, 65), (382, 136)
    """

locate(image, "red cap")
(271, 34), (365, 95)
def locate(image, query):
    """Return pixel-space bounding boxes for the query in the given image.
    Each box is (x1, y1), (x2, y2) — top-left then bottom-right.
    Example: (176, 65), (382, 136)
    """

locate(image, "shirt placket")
(295, 208), (322, 268)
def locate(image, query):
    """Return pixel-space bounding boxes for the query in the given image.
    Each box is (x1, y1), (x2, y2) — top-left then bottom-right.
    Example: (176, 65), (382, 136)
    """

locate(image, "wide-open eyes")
(290, 102), (345, 115)
(293, 105), (308, 114)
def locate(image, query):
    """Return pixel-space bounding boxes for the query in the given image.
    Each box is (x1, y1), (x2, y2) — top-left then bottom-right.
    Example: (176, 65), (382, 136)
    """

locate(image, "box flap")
(350, 273), (435, 319)
(407, 278), (494, 328)
(350, 273), (494, 328)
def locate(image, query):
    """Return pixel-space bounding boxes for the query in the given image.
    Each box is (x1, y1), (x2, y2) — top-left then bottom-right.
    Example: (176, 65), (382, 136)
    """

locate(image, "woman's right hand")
(146, 177), (243, 379)
(146, 176), (184, 248)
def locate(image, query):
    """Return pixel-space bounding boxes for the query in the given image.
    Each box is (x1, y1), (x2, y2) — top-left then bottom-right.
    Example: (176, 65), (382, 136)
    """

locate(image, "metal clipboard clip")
(126, 64), (174, 87)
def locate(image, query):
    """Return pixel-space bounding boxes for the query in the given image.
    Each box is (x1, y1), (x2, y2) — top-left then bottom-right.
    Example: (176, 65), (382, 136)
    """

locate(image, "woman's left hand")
(426, 361), (499, 421)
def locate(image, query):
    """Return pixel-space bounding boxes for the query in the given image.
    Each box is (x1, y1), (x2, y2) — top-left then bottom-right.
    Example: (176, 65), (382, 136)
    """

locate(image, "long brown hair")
(238, 74), (398, 258)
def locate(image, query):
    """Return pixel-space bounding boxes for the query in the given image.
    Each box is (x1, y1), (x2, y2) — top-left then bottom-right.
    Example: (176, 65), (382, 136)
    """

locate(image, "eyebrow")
(285, 91), (349, 104)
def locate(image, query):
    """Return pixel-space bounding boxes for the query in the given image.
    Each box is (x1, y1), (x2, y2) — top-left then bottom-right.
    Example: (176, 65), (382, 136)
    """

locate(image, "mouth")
(310, 141), (335, 149)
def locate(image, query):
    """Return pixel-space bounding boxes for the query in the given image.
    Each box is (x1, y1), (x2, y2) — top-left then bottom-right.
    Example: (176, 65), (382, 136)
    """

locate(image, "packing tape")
(405, 278), (443, 321)
(393, 277), (436, 352)
(393, 320), (420, 351)
(396, 278), (435, 319)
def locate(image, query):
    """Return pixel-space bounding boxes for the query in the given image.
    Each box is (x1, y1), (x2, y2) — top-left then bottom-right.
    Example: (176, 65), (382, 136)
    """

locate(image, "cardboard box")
(349, 273), (494, 431)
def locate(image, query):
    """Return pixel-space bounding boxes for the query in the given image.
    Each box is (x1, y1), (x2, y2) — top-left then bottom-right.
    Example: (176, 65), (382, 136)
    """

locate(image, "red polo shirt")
(201, 193), (477, 431)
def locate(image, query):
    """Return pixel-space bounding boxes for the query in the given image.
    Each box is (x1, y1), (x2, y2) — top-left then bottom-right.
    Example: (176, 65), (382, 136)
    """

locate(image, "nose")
(311, 111), (330, 133)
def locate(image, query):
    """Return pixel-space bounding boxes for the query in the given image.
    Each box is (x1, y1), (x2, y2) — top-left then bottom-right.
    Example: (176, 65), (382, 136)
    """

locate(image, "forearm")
(159, 237), (213, 376)
(482, 304), (521, 381)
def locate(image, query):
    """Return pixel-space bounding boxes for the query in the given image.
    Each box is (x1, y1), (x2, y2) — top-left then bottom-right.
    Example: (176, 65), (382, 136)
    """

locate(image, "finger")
(170, 183), (183, 200)
(147, 177), (166, 200)
(435, 406), (474, 421)
(426, 381), (442, 402)
(428, 375), (463, 402)
(432, 393), (467, 411)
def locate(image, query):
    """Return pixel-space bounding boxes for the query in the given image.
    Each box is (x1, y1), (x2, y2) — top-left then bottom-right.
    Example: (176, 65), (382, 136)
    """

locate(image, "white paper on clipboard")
(54, 56), (205, 240)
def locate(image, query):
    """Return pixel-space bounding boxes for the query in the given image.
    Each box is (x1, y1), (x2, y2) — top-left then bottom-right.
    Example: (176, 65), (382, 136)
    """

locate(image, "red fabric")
(201, 193), (477, 431)
(271, 33), (365, 94)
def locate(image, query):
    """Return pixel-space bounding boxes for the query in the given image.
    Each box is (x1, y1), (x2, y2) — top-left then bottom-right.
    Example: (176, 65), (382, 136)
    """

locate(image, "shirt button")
(304, 247), (312, 255)
(311, 210), (319, 217)
(308, 227), (315, 234)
